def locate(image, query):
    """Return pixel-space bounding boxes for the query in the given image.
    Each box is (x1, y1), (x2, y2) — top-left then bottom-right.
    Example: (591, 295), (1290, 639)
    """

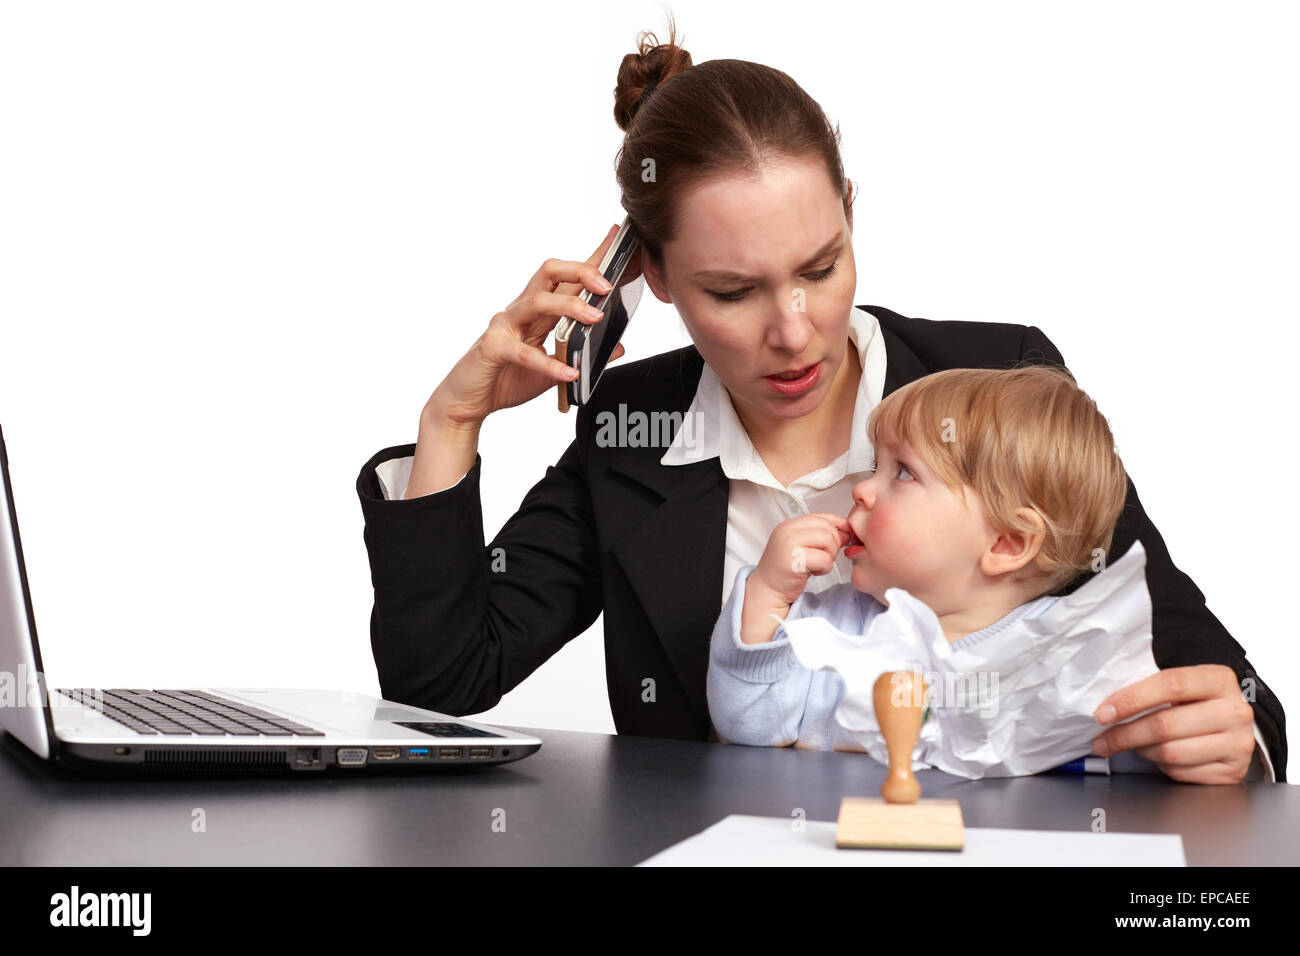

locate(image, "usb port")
(407, 747), (431, 760)
(438, 747), (463, 760)
(468, 747), (493, 760)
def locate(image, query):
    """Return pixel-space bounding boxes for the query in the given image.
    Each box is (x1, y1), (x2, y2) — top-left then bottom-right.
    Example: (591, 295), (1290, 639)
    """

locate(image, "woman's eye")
(708, 288), (749, 303)
(706, 259), (840, 303)
(810, 259), (839, 282)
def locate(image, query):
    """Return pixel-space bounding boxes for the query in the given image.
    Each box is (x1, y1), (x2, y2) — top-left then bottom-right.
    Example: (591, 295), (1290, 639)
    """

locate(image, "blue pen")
(1049, 756), (1111, 774)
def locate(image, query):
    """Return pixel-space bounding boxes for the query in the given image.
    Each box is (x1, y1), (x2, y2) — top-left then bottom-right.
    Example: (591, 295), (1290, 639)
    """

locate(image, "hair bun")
(635, 76), (660, 112)
(614, 16), (692, 132)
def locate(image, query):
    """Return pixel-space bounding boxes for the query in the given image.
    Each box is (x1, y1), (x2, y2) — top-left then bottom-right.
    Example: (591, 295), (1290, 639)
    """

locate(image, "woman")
(355, 22), (1285, 784)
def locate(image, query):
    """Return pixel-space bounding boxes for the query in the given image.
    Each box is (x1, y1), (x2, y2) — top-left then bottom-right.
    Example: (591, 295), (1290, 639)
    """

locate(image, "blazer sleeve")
(355, 411), (603, 716)
(1021, 325), (1288, 781)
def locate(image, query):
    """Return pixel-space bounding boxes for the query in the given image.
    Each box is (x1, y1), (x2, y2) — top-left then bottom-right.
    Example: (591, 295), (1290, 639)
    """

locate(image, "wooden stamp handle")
(874, 670), (927, 804)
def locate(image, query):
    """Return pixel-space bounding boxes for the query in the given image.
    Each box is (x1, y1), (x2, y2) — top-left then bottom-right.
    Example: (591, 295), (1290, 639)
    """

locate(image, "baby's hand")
(754, 513), (852, 604)
(739, 513), (851, 644)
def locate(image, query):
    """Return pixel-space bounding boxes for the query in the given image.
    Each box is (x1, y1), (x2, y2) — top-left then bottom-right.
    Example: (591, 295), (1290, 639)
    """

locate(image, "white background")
(2, 1), (1295, 767)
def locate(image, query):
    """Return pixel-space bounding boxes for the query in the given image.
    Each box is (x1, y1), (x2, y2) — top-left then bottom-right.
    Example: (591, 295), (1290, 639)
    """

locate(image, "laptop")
(0, 424), (541, 773)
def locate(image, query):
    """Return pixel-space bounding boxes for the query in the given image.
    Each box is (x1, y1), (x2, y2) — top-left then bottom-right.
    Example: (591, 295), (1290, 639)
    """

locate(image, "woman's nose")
(765, 301), (815, 354)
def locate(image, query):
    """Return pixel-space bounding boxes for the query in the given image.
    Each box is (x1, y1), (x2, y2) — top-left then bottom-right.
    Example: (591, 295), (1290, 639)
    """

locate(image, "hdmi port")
(372, 748), (400, 760)
(468, 747), (493, 760)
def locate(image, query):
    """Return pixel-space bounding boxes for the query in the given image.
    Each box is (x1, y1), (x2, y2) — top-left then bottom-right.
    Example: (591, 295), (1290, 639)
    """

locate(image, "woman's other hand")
(1090, 664), (1258, 784)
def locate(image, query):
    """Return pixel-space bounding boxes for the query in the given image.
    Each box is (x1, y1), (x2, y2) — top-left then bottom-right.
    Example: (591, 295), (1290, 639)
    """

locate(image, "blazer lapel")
(605, 358), (728, 728)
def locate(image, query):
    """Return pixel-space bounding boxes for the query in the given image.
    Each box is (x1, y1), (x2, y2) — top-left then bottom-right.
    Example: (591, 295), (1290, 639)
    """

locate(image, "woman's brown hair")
(613, 13), (855, 272)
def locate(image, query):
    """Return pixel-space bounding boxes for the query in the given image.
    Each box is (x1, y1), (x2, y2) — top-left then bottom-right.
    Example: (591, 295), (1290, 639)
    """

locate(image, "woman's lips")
(763, 360), (822, 396)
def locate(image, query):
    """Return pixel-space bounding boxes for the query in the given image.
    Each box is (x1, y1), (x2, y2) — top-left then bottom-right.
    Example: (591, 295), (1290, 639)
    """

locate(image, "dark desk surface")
(1, 726), (1296, 865)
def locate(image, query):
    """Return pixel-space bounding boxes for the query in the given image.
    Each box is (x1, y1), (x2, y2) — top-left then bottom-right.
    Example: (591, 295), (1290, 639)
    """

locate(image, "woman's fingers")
(528, 288), (608, 326)
(513, 338), (579, 383)
(1136, 725), (1255, 784)
(547, 225), (618, 299)
(536, 259), (613, 305)
(479, 324), (574, 383)
(1133, 729), (1244, 768)
(1093, 664), (1240, 728)
(431, 225), (624, 423)
(1095, 695), (1250, 757)
(1089, 664), (1257, 783)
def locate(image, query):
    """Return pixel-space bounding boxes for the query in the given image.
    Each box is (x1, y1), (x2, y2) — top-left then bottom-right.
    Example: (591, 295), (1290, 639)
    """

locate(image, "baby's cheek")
(864, 508), (889, 545)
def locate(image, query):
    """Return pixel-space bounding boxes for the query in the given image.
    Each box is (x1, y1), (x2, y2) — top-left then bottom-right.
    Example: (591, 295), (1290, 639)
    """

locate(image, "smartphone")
(553, 217), (645, 411)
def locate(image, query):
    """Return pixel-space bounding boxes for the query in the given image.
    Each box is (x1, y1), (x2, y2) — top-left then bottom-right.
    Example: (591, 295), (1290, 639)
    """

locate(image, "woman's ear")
(641, 247), (674, 305)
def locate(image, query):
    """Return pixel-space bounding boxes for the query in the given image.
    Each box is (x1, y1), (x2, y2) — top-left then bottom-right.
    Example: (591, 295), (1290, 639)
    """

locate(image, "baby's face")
(844, 436), (994, 610)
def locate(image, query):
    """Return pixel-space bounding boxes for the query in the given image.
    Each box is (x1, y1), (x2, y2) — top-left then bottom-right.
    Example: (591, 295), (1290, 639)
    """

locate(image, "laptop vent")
(142, 747), (288, 772)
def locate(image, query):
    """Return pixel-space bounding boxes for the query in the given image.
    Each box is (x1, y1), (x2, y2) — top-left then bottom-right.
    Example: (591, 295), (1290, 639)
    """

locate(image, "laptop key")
(173, 719), (224, 734)
(245, 723), (300, 735)
(277, 725), (326, 736)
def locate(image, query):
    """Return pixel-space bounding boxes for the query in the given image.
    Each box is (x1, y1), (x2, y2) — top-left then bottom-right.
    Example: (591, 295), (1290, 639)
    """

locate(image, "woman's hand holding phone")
(403, 225), (629, 500)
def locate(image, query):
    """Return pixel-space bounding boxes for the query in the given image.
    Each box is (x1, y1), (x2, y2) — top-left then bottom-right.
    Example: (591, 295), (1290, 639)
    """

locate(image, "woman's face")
(641, 157), (857, 424)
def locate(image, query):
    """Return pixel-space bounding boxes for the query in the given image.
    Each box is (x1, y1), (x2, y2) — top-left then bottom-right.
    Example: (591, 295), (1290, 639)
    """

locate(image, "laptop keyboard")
(54, 688), (326, 737)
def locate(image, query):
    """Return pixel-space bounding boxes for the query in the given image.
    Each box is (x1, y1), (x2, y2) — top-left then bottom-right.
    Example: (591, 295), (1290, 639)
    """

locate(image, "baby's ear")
(982, 509), (1047, 578)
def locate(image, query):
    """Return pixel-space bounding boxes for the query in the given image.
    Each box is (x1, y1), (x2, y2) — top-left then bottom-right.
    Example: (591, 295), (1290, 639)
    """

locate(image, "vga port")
(336, 747), (368, 767)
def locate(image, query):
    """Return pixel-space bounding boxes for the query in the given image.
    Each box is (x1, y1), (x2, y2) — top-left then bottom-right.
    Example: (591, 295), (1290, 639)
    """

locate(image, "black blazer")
(356, 304), (1287, 780)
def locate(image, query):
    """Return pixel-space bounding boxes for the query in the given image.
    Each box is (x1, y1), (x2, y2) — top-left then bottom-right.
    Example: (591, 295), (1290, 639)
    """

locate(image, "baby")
(707, 363), (1130, 753)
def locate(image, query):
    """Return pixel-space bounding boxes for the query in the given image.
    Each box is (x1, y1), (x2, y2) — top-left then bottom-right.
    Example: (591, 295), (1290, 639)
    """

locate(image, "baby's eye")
(866, 458), (914, 481)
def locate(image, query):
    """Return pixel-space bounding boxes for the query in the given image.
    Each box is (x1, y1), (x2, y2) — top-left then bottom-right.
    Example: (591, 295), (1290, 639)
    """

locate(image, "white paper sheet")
(636, 814), (1186, 866)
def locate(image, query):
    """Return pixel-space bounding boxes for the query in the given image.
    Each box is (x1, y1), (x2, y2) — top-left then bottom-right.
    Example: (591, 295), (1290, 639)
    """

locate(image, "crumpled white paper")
(784, 539), (1162, 778)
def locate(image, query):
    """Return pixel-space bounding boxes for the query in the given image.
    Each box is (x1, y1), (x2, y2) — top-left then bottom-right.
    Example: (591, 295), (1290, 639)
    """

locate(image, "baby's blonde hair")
(866, 364), (1128, 595)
